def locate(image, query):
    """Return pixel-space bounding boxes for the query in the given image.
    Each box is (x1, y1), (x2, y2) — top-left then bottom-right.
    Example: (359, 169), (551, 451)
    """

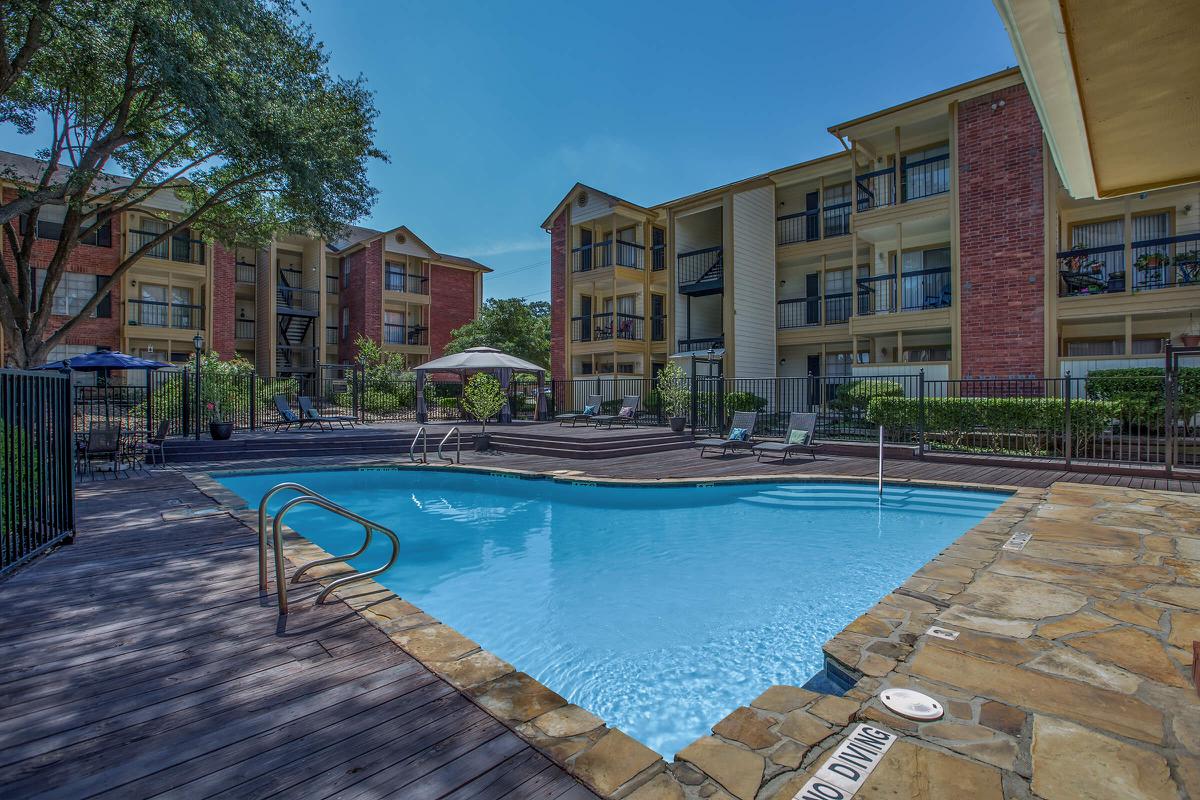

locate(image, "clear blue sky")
(0, 1), (1018, 302)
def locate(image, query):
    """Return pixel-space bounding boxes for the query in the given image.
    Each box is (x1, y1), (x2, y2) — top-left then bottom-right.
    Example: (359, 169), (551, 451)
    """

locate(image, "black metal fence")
(690, 364), (1200, 474)
(2, 369), (75, 577)
(548, 378), (669, 425)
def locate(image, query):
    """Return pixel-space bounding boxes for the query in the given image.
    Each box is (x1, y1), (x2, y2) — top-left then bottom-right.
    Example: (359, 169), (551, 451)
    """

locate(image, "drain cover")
(880, 688), (943, 720)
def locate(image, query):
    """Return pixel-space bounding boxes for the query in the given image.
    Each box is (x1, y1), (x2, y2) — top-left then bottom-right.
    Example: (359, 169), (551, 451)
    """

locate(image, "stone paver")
(1031, 717), (1176, 800)
(676, 737), (763, 800)
(571, 729), (662, 797)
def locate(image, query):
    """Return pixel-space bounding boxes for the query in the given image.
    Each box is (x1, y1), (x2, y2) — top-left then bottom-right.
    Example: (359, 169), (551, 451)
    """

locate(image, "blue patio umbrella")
(34, 350), (172, 372)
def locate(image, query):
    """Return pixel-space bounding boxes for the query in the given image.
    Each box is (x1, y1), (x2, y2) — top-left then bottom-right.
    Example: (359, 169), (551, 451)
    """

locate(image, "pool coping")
(182, 461), (1042, 800)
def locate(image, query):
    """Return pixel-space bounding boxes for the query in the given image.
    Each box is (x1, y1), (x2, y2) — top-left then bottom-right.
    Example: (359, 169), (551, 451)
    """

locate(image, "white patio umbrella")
(412, 347), (547, 423)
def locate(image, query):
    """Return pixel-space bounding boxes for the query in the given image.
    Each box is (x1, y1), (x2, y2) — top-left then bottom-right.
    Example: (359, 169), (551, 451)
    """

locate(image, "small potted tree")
(208, 401), (233, 440)
(1182, 313), (1200, 348)
(657, 361), (690, 433)
(462, 373), (507, 451)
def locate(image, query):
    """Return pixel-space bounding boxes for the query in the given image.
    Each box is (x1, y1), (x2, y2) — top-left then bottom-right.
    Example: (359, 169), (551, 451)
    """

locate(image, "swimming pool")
(217, 468), (1006, 757)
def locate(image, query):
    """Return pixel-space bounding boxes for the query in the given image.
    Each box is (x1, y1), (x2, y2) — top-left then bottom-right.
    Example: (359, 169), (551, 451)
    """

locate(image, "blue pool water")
(218, 469), (1005, 757)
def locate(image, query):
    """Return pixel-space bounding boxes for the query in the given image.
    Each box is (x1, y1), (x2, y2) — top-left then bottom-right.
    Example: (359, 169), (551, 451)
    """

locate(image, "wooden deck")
(0, 472), (595, 800)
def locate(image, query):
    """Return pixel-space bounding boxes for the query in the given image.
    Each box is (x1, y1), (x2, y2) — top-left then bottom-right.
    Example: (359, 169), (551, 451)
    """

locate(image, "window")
(385, 262), (406, 292)
(384, 310), (406, 343)
(903, 345), (951, 362)
(34, 270), (110, 318)
(22, 204), (111, 246)
(341, 307), (350, 341)
(1064, 338), (1123, 357)
(902, 143), (950, 200)
(46, 344), (99, 385)
(1133, 337), (1165, 355)
(342, 260), (350, 289)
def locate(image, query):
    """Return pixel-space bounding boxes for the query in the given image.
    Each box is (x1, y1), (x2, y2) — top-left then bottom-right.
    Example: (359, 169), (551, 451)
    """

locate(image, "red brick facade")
(1, 196), (121, 363)
(339, 239), (382, 356)
(549, 211), (567, 380)
(957, 84), (1046, 379)
(428, 264), (477, 358)
(210, 242), (236, 358)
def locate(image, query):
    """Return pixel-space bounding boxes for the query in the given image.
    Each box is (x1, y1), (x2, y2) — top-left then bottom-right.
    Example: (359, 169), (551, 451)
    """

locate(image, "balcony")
(235, 318), (254, 340)
(126, 299), (204, 330)
(326, 274), (339, 295)
(1056, 233), (1200, 297)
(384, 323), (428, 346)
(571, 240), (645, 272)
(276, 269), (319, 315)
(677, 246), (723, 295)
(855, 153), (949, 212)
(776, 202), (852, 246)
(776, 293), (852, 329)
(235, 260), (256, 284)
(129, 229), (206, 264)
(571, 313), (645, 343)
(384, 273), (429, 294)
(677, 336), (724, 353)
(855, 267), (952, 315)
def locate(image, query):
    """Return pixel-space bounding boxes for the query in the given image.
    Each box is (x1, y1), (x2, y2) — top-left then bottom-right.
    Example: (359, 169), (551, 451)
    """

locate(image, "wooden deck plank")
(0, 475), (592, 800)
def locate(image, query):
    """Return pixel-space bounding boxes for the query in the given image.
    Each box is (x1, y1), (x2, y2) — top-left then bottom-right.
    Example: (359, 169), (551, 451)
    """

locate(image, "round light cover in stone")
(880, 688), (943, 720)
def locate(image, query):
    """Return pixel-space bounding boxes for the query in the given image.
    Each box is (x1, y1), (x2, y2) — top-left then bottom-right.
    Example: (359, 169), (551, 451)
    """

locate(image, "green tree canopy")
(0, 0), (384, 366)
(444, 298), (550, 370)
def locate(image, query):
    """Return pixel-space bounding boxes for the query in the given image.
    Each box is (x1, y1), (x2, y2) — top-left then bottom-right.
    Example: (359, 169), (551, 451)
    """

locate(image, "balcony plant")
(1183, 313), (1200, 348)
(1174, 250), (1200, 287)
(656, 361), (689, 432)
(1135, 251), (1169, 271)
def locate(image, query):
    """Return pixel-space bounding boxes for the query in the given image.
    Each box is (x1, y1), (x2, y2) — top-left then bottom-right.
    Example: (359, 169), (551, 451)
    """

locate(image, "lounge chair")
(592, 395), (640, 429)
(298, 395), (356, 430)
(555, 394), (602, 427)
(273, 394), (305, 431)
(695, 411), (758, 457)
(753, 412), (819, 463)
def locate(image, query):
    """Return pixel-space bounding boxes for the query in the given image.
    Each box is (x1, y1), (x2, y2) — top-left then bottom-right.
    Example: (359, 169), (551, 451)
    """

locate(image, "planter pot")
(209, 422), (234, 441)
(1182, 334), (1200, 347)
(669, 416), (686, 433)
(474, 433), (491, 452)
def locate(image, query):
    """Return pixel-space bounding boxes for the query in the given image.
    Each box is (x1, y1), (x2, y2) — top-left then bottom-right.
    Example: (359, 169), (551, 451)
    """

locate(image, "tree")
(460, 372), (505, 433)
(0, 0), (385, 367)
(445, 298), (550, 369)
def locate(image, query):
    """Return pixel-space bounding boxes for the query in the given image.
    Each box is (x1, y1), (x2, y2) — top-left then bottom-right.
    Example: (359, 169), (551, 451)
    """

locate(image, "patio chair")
(555, 394), (603, 427)
(753, 412), (820, 463)
(82, 425), (122, 480)
(298, 395), (357, 430)
(695, 411), (758, 457)
(137, 419), (171, 467)
(272, 394), (305, 431)
(592, 395), (640, 429)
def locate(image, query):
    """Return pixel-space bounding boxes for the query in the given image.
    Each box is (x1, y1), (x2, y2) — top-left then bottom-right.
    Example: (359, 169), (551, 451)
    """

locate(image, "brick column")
(957, 84), (1046, 379)
(210, 243), (236, 358)
(428, 264), (476, 357)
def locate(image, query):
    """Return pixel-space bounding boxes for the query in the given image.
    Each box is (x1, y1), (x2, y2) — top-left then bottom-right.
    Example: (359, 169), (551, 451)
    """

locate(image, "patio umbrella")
(412, 347), (546, 424)
(35, 350), (173, 427)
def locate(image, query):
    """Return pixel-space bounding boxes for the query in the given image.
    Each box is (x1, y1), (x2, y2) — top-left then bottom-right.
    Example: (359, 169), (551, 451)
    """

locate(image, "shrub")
(1085, 367), (1200, 421)
(724, 391), (769, 413)
(834, 379), (905, 414)
(866, 396), (1119, 455)
(0, 420), (36, 525)
(655, 362), (689, 418)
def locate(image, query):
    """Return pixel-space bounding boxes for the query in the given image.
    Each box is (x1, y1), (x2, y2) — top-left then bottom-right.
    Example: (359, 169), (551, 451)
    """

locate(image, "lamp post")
(193, 332), (204, 440)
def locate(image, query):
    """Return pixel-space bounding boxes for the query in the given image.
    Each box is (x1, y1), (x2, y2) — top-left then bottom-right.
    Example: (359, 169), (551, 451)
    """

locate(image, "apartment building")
(0, 151), (489, 375)
(542, 68), (1200, 385)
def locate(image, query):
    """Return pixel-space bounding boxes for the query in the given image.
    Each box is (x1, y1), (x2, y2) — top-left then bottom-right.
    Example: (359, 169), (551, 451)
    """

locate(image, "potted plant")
(208, 401), (233, 440)
(657, 361), (690, 433)
(461, 373), (507, 451)
(1175, 249), (1200, 286)
(1183, 314), (1200, 348)
(1135, 251), (1169, 273)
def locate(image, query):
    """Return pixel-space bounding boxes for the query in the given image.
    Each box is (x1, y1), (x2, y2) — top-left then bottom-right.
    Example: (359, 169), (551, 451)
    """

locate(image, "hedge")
(1085, 367), (1200, 420)
(834, 379), (905, 414)
(866, 395), (1120, 455)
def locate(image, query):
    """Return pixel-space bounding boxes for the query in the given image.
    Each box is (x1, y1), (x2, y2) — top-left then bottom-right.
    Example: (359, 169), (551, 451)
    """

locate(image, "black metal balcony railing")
(855, 167), (896, 212)
(126, 299), (204, 329)
(902, 153), (950, 201)
(777, 297), (822, 328)
(235, 260), (256, 284)
(326, 325), (338, 345)
(384, 273), (430, 294)
(384, 323), (428, 346)
(900, 267), (952, 310)
(775, 202), (852, 247)
(825, 292), (852, 324)
(571, 241), (645, 272)
(128, 229), (205, 264)
(677, 246), (723, 288)
(651, 314), (667, 341)
(571, 313), (645, 342)
(856, 273), (897, 315)
(235, 318), (255, 339)
(326, 274), (339, 294)
(276, 268), (320, 314)
(1056, 243), (1125, 296)
(677, 336), (724, 353)
(1132, 233), (1200, 291)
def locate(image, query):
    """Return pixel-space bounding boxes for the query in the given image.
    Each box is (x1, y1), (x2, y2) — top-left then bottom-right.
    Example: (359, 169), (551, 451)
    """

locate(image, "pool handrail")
(409, 426), (428, 463)
(272, 494), (400, 613)
(437, 427), (461, 464)
(258, 482), (338, 593)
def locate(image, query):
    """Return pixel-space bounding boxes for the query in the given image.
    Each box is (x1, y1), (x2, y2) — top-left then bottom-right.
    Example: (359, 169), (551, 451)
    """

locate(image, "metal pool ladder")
(409, 426), (428, 463)
(257, 482), (400, 614)
(438, 426), (461, 464)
